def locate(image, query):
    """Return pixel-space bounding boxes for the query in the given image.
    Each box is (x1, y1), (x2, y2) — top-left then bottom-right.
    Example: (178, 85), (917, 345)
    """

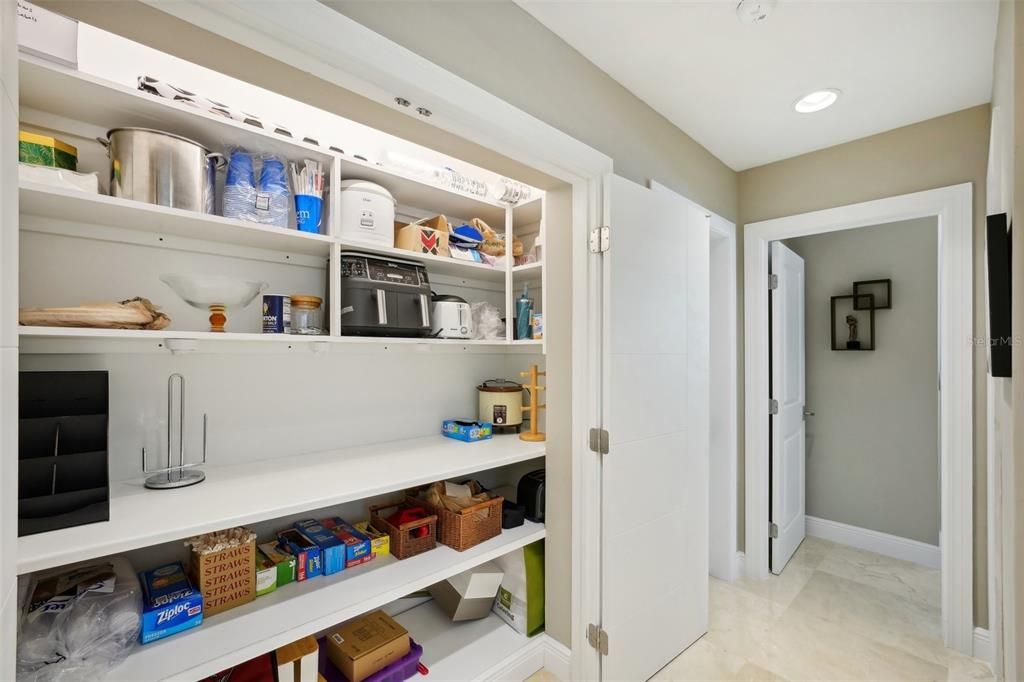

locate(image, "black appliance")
(19, 371), (109, 536)
(338, 251), (432, 337)
(986, 213), (1012, 377)
(517, 469), (545, 523)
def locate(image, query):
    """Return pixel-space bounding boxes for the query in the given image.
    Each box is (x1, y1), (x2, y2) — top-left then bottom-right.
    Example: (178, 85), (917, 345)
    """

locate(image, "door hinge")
(769, 273), (779, 290)
(589, 427), (609, 454)
(587, 623), (609, 655)
(769, 522), (779, 539)
(590, 226), (610, 253)
(769, 399), (779, 415)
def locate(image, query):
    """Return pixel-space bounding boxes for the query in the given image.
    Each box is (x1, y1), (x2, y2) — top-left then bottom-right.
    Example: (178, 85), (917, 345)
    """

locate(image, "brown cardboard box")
(187, 535), (256, 617)
(395, 215), (450, 257)
(325, 611), (410, 682)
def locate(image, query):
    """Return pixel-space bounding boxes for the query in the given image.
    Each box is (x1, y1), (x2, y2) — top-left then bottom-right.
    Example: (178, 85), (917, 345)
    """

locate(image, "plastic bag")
(471, 301), (505, 340)
(17, 557), (142, 682)
(222, 147), (290, 227)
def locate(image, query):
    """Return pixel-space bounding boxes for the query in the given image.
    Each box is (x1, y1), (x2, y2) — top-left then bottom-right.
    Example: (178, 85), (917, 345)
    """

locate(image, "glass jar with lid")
(289, 295), (323, 335)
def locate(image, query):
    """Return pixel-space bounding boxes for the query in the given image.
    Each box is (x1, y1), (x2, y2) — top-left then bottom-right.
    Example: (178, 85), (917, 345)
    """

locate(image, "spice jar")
(289, 295), (323, 335)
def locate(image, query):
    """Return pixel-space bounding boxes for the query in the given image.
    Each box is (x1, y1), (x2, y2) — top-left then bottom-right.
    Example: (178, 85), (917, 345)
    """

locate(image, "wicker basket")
(421, 493), (504, 552)
(369, 498), (437, 560)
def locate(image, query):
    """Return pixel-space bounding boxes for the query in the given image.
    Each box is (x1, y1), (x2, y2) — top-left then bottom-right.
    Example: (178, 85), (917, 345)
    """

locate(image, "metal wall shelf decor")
(830, 278), (891, 351)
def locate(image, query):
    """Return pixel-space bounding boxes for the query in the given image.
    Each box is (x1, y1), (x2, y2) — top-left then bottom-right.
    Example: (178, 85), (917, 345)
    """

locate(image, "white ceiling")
(518, 0), (999, 171)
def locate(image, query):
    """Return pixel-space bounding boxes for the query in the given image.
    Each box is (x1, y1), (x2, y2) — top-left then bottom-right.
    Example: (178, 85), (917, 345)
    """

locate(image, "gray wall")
(786, 218), (939, 545)
(739, 105), (991, 626)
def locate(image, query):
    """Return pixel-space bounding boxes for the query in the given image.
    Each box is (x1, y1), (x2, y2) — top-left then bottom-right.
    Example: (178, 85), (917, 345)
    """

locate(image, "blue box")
(139, 562), (203, 644)
(442, 419), (493, 442)
(320, 517), (373, 568)
(277, 528), (323, 580)
(293, 520), (346, 575)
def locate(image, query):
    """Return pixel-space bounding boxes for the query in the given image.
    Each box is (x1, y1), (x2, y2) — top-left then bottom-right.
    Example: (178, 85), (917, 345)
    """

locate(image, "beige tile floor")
(651, 537), (993, 682)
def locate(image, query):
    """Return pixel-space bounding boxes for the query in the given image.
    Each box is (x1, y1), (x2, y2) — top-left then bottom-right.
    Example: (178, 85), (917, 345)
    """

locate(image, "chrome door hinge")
(590, 226), (610, 253)
(587, 623), (609, 655)
(769, 522), (779, 539)
(589, 428), (609, 455)
(769, 273), (779, 290)
(769, 399), (779, 415)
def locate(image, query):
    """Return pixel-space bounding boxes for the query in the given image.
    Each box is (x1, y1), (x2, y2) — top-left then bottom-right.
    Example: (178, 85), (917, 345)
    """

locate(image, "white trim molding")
(543, 638), (572, 681)
(806, 516), (940, 570)
(974, 627), (994, 667)
(743, 183), (974, 654)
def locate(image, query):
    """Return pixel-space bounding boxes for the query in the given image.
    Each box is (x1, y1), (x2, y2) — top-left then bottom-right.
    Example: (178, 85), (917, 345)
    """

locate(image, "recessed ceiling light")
(794, 89), (841, 113)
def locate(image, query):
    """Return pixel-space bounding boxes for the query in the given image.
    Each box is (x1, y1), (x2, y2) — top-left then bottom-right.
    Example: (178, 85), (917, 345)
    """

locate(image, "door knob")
(803, 409), (815, 417)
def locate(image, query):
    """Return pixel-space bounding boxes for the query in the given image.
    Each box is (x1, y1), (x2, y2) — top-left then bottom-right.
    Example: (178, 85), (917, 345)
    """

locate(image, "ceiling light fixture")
(736, 0), (776, 24)
(794, 88), (841, 113)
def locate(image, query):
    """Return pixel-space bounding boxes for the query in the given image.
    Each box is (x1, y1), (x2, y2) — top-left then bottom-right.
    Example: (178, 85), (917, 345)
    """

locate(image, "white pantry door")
(599, 176), (709, 681)
(770, 242), (806, 574)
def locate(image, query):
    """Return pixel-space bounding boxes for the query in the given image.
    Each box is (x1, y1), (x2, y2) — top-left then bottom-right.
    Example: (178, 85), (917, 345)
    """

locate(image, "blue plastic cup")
(295, 194), (322, 233)
(259, 157), (288, 192)
(225, 150), (254, 189)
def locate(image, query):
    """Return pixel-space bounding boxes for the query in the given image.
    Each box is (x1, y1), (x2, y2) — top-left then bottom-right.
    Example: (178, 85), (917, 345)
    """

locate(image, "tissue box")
(354, 521), (390, 559)
(293, 520), (347, 575)
(321, 517), (373, 568)
(258, 541), (297, 587)
(428, 560), (504, 621)
(277, 529), (322, 581)
(139, 562), (203, 644)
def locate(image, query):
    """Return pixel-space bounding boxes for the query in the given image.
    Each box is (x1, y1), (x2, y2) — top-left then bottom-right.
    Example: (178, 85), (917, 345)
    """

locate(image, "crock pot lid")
(477, 379), (523, 392)
(106, 127), (210, 152)
(340, 179), (396, 203)
(432, 294), (468, 303)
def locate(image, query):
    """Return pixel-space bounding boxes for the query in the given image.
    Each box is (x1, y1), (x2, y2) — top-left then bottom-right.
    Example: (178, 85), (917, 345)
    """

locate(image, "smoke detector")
(736, 0), (776, 24)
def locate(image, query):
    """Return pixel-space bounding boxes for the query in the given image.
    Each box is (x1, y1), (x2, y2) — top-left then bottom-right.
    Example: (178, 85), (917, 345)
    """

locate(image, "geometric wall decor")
(853, 278), (892, 310)
(831, 293), (876, 351)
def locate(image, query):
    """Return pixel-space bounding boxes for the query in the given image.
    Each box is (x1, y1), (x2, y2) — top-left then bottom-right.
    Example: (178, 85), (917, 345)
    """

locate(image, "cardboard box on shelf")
(428, 560), (504, 621)
(275, 635), (319, 682)
(254, 549), (278, 596)
(294, 520), (347, 575)
(186, 529), (257, 617)
(395, 215), (450, 257)
(324, 611), (410, 682)
(277, 529), (323, 581)
(320, 517), (373, 568)
(354, 521), (389, 559)
(258, 541), (298, 587)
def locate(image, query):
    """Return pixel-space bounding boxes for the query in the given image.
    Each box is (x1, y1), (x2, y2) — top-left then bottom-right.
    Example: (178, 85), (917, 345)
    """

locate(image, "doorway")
(743, 184), (975, 653)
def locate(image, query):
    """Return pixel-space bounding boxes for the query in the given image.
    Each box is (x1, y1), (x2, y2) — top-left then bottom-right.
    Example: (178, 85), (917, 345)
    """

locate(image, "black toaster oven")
(338, 251), (432, 337)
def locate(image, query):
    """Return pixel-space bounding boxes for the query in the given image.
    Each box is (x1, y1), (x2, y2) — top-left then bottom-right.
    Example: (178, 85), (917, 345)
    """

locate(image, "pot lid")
(477, 379), (523, 392)
(432, 294), (467, 304)
(106, 127), (210, 152)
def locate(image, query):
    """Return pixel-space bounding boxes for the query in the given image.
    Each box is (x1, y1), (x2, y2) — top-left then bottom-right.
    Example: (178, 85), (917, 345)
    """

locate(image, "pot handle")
(95, 137), (111, 155)
(206, 152), (227, 170)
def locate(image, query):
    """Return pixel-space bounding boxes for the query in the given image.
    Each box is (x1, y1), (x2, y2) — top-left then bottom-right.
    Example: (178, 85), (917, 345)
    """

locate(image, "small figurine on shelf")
(519, 364), (546, 442)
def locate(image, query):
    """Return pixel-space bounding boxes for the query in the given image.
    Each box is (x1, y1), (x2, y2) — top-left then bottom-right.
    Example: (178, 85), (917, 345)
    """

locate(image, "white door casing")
(600, 176), (709, 681)
(770, 243), (806, 574)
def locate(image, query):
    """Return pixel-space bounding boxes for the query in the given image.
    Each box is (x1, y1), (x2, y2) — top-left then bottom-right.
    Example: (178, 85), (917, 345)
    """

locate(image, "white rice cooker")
(431, 294), (474, 339)
(477, 379), (524, 429)
(338, 179), (396, 247)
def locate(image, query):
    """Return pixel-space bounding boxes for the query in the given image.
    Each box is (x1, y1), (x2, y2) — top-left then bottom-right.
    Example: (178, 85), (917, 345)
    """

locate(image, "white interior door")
(600, 176), (709, 681)
(770, 242), (806, 574)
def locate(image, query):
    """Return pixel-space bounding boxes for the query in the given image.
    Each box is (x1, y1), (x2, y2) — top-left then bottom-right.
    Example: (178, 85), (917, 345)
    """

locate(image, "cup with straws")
(291, 159), (325, 234)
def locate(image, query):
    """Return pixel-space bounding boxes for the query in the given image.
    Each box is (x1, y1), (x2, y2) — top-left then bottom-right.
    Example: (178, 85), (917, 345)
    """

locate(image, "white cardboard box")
(428, 560), (504, 621)
(16, 1), (78, 68)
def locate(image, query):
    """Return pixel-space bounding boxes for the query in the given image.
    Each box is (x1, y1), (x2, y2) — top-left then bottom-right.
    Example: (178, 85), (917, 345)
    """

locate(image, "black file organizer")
(19, 371), (110, 536)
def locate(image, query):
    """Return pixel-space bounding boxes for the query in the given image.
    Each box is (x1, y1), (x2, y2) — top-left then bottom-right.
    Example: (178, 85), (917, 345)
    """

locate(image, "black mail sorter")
(19, 371), (109, 536)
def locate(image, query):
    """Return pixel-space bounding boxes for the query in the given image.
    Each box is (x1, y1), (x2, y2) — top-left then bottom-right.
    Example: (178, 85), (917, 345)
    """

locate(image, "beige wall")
(740, 105), (992, 627)
(787, 218), (940, 545)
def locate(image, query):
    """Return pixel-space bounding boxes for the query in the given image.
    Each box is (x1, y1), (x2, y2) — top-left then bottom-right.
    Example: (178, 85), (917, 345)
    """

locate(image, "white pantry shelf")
(17, 434), (545, 575)
(393, 600), (538, 682)
(340, 240), (509, 283)
(17, 327), (536, 354)
(19, 182), (334, 258)
(107, 523), (545, 682)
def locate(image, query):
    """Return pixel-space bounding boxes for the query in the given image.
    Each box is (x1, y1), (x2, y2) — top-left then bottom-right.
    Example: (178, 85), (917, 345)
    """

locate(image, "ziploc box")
(277, 529), (322, 581)
(355, 521), (390, 559)
(139, 562), (203, 644)
(293, 519), (346, 575)
(321, 517), (373, 568)
(258, 541), (297, 587)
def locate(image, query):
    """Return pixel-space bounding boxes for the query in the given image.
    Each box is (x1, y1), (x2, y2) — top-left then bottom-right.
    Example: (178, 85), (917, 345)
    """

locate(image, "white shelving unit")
(108, 523), (545, 682)
(14, 45), (549, 682)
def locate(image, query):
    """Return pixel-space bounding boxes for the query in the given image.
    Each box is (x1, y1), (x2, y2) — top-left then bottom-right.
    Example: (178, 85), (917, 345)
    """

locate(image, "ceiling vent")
(736, 0), (776, 24)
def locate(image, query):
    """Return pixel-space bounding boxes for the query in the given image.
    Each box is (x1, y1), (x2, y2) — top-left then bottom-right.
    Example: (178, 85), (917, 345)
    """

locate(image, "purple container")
(318, 637), (424, 682)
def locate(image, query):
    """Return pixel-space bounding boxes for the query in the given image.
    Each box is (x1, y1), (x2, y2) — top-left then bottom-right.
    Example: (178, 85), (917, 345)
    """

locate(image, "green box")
(258, 541), (296, 587)
(19, 131), (77, 171)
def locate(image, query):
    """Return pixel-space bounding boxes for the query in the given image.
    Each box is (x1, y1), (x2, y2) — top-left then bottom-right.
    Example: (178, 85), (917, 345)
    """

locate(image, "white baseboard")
(805, 516), (941, 569)
(973, 627), (993, 665)
(543, 637), (572, 681)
